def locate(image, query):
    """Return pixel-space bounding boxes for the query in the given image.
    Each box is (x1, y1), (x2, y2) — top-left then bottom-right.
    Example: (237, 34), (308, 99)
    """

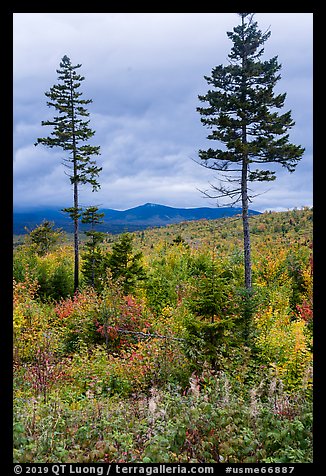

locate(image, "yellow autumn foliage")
(254, 304), (312, 392)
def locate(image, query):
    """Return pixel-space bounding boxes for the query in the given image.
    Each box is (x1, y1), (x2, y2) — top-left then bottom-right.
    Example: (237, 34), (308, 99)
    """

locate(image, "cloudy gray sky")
(13, 12), (313, 212)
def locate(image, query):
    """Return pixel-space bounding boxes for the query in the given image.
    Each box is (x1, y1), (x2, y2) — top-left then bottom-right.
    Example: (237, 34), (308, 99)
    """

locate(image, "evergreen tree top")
(237, 13), (252, 19)
(228, 13), (271, 62)
(196, 12), (305, 201)
(58, 55), (82, 72)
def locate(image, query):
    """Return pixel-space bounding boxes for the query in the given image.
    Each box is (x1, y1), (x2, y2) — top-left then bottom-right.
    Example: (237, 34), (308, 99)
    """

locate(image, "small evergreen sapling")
(25, 220), (63, 256)
(106, 233), (146, 295)
(81, 206), (106, 289)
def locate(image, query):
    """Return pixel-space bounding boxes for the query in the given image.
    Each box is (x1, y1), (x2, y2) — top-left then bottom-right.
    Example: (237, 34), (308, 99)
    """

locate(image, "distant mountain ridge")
(13, 203), (261, 235)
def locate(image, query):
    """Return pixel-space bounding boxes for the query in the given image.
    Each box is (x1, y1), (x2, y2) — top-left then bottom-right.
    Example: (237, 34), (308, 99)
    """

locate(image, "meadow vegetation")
(13, 208), (313, 463)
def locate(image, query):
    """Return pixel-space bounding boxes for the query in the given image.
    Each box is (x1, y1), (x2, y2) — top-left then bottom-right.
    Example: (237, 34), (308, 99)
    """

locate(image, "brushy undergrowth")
(13, 208), (313, 463)
(14, 367), (312, 464)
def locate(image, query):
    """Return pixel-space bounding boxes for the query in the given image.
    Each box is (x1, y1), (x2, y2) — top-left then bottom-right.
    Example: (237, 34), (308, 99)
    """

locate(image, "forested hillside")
(13, 207), (313, 463)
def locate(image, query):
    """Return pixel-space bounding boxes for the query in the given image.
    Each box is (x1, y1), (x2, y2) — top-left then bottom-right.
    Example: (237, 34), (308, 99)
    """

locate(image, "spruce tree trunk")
(241, 158), (252, 290)
(73, 172), (79, 292)
(69, 69), (79, 293)
(240, 20), (252, 292)
(91, 233), (95, 287)
(241, 151), (252, 343)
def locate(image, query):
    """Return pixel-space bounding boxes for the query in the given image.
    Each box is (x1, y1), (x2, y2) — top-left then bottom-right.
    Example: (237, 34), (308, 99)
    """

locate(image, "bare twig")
(117, 329), (185, 342)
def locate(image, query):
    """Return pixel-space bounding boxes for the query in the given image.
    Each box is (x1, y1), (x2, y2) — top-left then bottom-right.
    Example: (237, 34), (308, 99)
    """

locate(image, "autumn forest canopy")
(13, 209), (313, 463)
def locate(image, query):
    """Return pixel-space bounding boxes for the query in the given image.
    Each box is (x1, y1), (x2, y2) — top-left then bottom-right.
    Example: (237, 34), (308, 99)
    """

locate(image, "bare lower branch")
(197, 186), (242, 207)
(117, 328), (185, 342)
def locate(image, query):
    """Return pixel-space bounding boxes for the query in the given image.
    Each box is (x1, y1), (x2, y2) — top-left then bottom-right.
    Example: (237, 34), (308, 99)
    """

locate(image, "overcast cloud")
(13, 12), (313, 212)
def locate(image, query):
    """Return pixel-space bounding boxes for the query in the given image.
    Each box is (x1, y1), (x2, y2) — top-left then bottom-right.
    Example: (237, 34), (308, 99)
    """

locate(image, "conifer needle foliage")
(36, 55), (102, 291)
(197, 13), (305, 291)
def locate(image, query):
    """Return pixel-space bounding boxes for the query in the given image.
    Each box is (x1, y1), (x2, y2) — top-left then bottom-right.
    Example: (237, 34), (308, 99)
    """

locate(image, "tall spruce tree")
(197, 13), (304, 291)
(35, 55), (102, 291)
